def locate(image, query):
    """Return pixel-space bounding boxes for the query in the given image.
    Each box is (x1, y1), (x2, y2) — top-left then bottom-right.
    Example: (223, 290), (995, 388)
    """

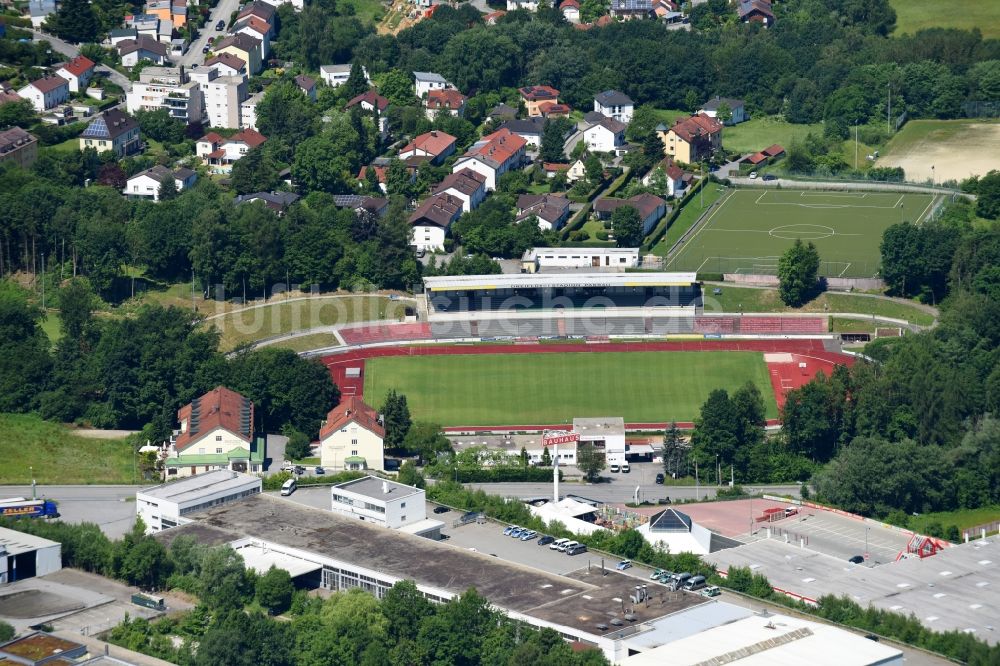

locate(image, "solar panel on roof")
(81, 116), (110, 139)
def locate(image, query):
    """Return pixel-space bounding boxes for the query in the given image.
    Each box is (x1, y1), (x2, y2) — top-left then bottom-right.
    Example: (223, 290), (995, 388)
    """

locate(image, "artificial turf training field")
(665, 189), (937, 278)
(363, 351), (777, 426)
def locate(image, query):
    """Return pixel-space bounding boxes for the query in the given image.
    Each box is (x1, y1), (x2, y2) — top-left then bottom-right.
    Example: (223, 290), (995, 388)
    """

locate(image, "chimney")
(382, 481), (390, 493)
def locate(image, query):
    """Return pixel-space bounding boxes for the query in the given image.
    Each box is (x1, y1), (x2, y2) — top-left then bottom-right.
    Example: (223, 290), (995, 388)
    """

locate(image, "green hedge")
(262, 470), (364, 491)
(448, 467), (561, 483)
(697, 272), (724, 282)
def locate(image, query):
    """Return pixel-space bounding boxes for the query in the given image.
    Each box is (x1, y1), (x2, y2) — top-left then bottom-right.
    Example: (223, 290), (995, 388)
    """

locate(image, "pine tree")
(343, 62), (369, 100)
(45, 0), (100, 44)
(381, 389), (412, 450)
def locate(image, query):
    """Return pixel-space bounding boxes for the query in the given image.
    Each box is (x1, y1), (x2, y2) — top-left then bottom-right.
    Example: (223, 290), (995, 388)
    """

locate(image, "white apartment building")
(190, 66), (247, 129)
(136, 469), (261, 533)
(126, 67), (204, 124)
(240, 90), (264, 129)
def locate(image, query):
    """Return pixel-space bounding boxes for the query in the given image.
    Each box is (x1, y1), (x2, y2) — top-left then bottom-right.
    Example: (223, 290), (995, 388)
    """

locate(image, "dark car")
(537, 535), (555, 546)
(655, 473), (665, 484)
(433, 506), (450, 514)
(294, 465), (305, 475)
(762, 174), (778, 181)
(216, 19), (226, 30)
(314, 466), (325, 475)
(566, 544), (588, 555)
(848, 555), (865, 564)
(202, 44), (211, 54)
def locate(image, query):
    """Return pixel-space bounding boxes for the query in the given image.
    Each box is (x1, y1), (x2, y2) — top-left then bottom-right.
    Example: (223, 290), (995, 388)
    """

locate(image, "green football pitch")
(665, 189), (938, 278)
(363, 351), (777, 426)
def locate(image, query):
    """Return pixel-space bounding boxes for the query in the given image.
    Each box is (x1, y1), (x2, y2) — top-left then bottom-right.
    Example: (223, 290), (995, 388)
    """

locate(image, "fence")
(721, 273), (886, 290)
(962, 101), (1000, 118)
(962, 520), (1000, 541)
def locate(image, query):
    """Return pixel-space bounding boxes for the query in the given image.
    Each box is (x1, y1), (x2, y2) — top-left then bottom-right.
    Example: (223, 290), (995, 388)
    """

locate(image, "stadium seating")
(429, 320), (473, 339)
(650, 317), (697, 335)
(736, 317), (784, 334)
(340, 323), (432, 345)
(694, 317), (737, 334)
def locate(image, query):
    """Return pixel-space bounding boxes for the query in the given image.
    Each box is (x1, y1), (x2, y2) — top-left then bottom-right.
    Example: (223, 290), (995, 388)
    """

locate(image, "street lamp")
(865, 526), (870, 561)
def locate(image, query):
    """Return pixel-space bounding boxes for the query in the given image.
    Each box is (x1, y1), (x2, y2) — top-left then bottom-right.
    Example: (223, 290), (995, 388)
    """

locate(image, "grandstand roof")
(422, 272), (697, 292)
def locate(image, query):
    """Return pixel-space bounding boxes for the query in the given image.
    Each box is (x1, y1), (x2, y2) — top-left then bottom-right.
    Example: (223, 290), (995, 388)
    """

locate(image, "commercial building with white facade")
(0, 527), (61, 583)
(330, 477), (443, 539)
(573, 417), (627, 467)
(136, 469), (261, 533)
(521, 247), (640, 273)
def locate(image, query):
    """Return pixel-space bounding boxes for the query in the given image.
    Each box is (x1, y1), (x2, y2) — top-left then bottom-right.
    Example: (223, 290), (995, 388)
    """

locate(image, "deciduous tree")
(777, 239), (820, 306)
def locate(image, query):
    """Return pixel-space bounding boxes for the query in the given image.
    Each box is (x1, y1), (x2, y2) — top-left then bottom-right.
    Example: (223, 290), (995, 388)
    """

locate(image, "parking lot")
(763, 509), (911, 565)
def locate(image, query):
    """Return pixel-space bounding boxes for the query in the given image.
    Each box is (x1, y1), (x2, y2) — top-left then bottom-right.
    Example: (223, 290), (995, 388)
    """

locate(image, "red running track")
(321, 340), (854, 427)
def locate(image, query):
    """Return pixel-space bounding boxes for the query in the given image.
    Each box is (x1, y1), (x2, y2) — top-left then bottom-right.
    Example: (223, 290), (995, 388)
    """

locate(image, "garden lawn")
(364, 351), (777, 426)
(0, 414), (134, 485)
(890, 0), (1000, 39)
(723, 117), (824, 155)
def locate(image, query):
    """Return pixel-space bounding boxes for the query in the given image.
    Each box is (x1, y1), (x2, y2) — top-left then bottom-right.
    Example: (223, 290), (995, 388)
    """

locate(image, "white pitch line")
(916, 195), (936, 223)
(755, 191), (768, 205)
(668, 190), (736, 269)
(837, 262), (851, 277)
(892, 194), (904, 208)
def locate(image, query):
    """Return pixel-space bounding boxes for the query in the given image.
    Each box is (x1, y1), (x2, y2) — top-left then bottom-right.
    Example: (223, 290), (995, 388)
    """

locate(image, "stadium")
(318, 271), (851, 430)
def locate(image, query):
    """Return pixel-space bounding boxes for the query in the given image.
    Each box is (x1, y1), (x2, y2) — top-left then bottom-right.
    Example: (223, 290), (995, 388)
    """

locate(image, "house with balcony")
(319, 397), (385, 472)
(430, 168), (486, 213)
(123, 165), (197, 201)
(397, 130), (457, 165)
(190, 66), (248, 129)
(214, 33), (262, 75)
(594, 90), (634, 124)
(425, 89), (466, 119)
(409, 192), (463, 252)
(79, 108), (141, 157)
(518, 85), (560, 117)
(451, 127), (527, 191)
(197, 128), (267, 173)
(126, 67), (204, 124)
(656, 113), (722, 164)
(164, 386), (264, 478)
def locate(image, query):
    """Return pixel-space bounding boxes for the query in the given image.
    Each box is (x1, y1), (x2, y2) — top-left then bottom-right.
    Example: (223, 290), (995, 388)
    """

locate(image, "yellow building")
(79, 109), (141, 158)
(319, 397), (386, 472)
(656, 113), (723, 164)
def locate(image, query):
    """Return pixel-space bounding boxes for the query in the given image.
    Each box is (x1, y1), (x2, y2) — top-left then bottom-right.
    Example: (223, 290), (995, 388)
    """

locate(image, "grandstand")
(422, 272), (700, 314)
(339, 322), (432, 345)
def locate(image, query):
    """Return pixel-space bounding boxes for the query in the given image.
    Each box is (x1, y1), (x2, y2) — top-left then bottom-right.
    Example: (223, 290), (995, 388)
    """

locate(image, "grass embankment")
(890, 0), (1000, 38)
(650, 184), (727, 257)
(722, 117), (824, 154)
(364, 351), (777, 426)
(0, 414), (134, 485)
(267, 332), (342, 353)
(907, 506), (1000, 536)
(703, 285), (934, 326)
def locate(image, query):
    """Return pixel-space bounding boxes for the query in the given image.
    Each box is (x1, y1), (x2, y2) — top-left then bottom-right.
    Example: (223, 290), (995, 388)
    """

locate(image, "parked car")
(749, 171), (758, 179)
(202, 44), (211, 54)
(503, 525), (519, 536)
(314, 466), (325, 475)
(655, 473), (665, 484)
(609, 464), (620, 473)
(566, 543), (588, 555)
(433, 506), (450, 514)
(215, 19), (225, 30)
(849, 555), (865, 564)
(621, 462), (630, 473)
(701, 585), (721, 597)
(509, 527), (525, 538)
(616, 560), (632, 570)
(538, 535), (555, 546)
(558, 540), (578, 553)
(519, 530), (537, 541)
(294, 465), (305, 475)
(650, 568), (665, 580)
(762, 174), (778, 181)
(550, 538), (570, 551)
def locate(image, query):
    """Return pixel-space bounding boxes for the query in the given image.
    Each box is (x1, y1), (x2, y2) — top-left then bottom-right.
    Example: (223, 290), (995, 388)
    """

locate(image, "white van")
(621, 462), (630, 473)
(280, 478), (296, 496)
(558, 540), (579, 553)
(550, 538), (570, 551)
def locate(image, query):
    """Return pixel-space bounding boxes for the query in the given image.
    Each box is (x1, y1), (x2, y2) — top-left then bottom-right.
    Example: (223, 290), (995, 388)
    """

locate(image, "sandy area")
(877, 122), (1000, 183)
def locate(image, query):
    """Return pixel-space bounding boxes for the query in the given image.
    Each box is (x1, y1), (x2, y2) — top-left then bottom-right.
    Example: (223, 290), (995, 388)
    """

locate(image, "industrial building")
(573, 417), (627, 467)
(135, 469), (261, 533)
(329, 477), (444, 539)
(0, 527), (61, 583)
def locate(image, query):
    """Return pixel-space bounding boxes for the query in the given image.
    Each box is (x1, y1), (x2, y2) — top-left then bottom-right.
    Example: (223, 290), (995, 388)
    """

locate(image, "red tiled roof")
(426, 88), (467, 110)
(60, 55), (95, 77)
(538, 101), (571, 115)
(117, 36), (168, 57)
(199, 132), (224, 144)
(543, 162), (570, 171)
(175, 386), (253, 451)
(559, 0), (580, 8)
(228, 128), (266, 148)
(295, 74), (315, 91)
(206, 53), (246, 71)
(347, 89), (389, 112)
(464, 127), (527, 168)
(319, 396), (384, 440)
(206, 149), (226, 159)
(595, 193), (665, 220)
(669, 113), (722, 143)
(519, 85), (559, 101)
(237, 1), (275, 21)
(485, 10), (506, 21)
(357, 164), (387, 183)
(0, 90), (23, 105)
(747, 152), (767, 165)
(738, 0), (774, 19)
(762, 144), (785, 157)
(595, 14), (614, 26)
(431, 168), (486, 196)
(29, 77), (68, 94)
(399, 130), (456, 158)
(573, 22), (592, 30)
(240, 15), (271, 35)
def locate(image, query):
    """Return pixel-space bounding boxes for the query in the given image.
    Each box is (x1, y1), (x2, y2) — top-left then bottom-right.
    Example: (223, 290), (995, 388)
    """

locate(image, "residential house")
(738, 0), (774, 25)
(641, 156), (686, 197)
(215, 33), (262, 75)
(409, 192), (463, 252)
(333, 195), (390, 218)
(28, 0), (55, 28)
(126, 67), (204, 124)
(240, 90), (264, 129)
(594, 90), (634, 123)
(165, 386), (262, 477)
(538, 101), (571, 118)
(108, 27), (138, 45)
(484, 10), (506, 24)
(397, 130), (457, 165)
(594, 192), (666, 235)
(542, 162), (569, 178)
(16, 77), (68, 112)
(146, 0), (187, 28)
(127, 13), (173, 44)
(321, 64), (369, 88)
(198, 128), (266, 173)
(516, 194), (571, 231)
(234, 15), (272, 58)
(237, 1), (277, 25)
(745, 143), (785, 168)
(79, 108), (141, 157)
(318, 396), (385, 472)
(346, 89), (390, 139)
(656, 112), (722, 163)
(425, 88), (466, 119)
(488, 103), (517, 123)
(0, 88), (23, 108)
(498, 117), (544, 147)
(0, 127), (38, 169)
(259, 0), (304, 9)
(566, 158), (587, 182)
(55, 55), (96, 93)
(116, 36), (169, 67)
(610, 0), (654, 19)
(190, 66), (248, 129)
(430, 168), (486, 213)
(413, 71), (453, 99)
(234, 191), (301, 215)
(584, 116), (627, 153)
(559, 0), (580, 22)
(506, 0), (538, 9)
(451, 127), (527, 191)
(356, 163), (389, 193)
(295, 75), (316, 101)
(124, 165), (197, 201)
(518, 85), (559, 117)
(205, 53), (247, 78)
(699, 96), (747, 125)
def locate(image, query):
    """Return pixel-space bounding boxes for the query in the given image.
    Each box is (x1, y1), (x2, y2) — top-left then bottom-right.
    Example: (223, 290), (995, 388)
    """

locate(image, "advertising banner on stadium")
(542, 431), (579, 447)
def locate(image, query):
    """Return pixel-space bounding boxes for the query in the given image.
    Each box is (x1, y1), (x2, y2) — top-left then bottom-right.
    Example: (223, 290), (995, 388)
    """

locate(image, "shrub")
(596, 230), (610, 241)
(570, 230), (590, 241)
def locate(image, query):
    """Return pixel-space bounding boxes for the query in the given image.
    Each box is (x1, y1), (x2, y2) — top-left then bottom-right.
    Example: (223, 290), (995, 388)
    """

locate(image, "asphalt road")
(29, 29), (131, 89)
(180, 0), (243, 68)
(0, 485), (138, 539)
